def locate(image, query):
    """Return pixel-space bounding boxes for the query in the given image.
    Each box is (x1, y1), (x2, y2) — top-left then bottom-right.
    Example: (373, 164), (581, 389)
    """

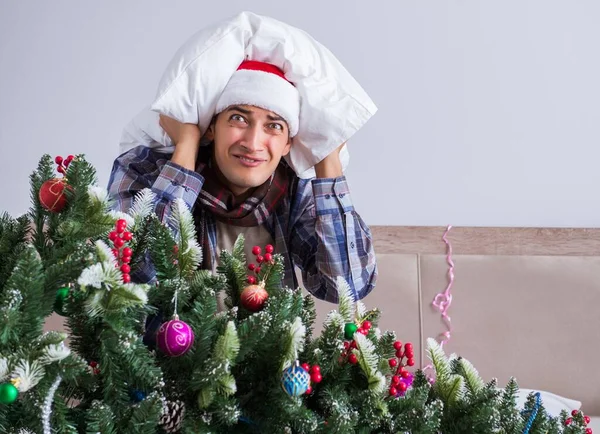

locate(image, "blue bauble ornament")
(281, 363), (310, 397)
(131, 389), (147, 403)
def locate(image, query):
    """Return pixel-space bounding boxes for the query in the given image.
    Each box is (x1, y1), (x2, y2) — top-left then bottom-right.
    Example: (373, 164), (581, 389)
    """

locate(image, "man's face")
(207, 105), (292, 196)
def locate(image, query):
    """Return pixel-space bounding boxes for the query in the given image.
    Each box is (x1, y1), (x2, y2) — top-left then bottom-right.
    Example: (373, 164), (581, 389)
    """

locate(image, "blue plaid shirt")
(107, 146), (377, 303)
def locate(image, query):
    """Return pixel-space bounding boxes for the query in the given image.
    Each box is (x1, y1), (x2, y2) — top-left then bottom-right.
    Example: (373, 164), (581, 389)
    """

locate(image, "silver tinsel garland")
(42, 375), (62, 434)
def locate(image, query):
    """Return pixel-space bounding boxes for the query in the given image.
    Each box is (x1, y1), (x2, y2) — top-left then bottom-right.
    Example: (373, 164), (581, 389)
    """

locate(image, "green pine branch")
(336, 276), (355, 323)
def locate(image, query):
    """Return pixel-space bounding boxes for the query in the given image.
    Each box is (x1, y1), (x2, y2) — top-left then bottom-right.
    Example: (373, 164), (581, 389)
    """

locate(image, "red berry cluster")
(565, 410), (592, 433)
(300, 362), (322, 395)
(356, 320), (372, 336)
(108, 219), (133, 283)
(89, 360), (100, 375)
(246, 244), (274, 285)
(54, 155), (75, 176)
(388, 341), (415, 396)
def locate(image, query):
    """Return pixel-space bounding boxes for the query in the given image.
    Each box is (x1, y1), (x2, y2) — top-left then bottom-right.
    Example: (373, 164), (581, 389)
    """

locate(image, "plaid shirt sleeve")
(289, 176), (378, 303)
(107, 146), (204, 282)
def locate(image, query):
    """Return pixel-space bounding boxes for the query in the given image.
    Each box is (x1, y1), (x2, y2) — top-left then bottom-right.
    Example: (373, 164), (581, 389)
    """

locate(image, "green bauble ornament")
(54, 287), (69, 315)
(0, 383), (18, 404)
(344, 323), (358, 340)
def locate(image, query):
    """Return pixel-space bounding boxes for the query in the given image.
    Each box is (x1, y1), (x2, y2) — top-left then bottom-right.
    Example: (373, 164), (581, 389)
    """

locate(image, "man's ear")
(204, 127), (214, 141)
(282, 138), (292, 157)
(204, 120), (216, 141)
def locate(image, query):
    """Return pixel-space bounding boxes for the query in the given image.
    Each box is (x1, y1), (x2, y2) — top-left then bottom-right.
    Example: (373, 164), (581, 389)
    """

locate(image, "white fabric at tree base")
(215, 69), (300, 137)
(515, 389), (581, 418)
(118, 11), (373, 178)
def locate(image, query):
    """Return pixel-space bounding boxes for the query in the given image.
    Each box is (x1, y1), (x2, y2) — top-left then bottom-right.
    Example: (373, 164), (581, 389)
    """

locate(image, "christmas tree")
(0, 154), (593, 434)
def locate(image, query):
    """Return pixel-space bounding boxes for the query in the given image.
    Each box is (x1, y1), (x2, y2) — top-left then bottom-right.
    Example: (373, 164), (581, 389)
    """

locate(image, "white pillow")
(516, 388), (581, 418)
(120, 11), (376, 178)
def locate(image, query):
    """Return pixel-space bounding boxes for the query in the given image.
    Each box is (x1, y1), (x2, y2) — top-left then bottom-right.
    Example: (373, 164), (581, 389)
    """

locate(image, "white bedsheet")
(589, 416), (599, 430)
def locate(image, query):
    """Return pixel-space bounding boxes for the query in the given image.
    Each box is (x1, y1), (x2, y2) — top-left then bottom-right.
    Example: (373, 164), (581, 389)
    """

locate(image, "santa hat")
(215, 60), (300, 137)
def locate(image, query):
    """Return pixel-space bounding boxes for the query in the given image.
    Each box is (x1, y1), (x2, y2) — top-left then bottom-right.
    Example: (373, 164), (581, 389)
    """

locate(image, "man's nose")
(240, 126), (264, 152)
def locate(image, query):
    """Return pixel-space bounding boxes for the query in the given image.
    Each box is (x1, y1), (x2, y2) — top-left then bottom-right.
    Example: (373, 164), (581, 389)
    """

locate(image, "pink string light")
(423, 225), (455, 374)
(432, 225), (454, 349)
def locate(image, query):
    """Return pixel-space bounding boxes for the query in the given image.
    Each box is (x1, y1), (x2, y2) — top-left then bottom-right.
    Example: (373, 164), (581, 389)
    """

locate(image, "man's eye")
(270, 123), (283, 131)
(231, 114), (246, 122)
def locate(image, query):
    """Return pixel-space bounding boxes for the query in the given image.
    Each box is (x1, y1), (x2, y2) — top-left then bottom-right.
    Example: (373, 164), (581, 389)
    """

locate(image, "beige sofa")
(307, 226), (600, 418)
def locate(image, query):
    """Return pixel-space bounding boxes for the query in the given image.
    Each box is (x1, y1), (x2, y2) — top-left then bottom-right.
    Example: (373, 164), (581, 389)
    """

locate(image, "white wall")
(1, 1), (599, 227)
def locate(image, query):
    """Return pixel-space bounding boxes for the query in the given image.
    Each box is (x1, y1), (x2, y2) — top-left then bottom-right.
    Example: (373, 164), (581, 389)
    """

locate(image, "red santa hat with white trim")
(215, 60), (300, 137)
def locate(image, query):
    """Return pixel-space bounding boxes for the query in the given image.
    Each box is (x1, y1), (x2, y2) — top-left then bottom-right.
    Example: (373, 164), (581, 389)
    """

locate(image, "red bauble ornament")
(311, 373), (322, 383)
(362, 321), (372, 330)
(265, 244), (274, 253)
(264, 253), (273, 262)
(572, 410), (579, 417)
(395, 349), (404, 358)
(407, 358), (415, 367)
(310, 365), (320, 375)
(114, 238), (125, 248)
(305, 386), (313, 395)
(122, 247), (133, 257)
(389, 359), (398, 368)
(584, 415), (591, 424)
(256, 255), (264, 264)
(248, 263), (256, 271)
(585, 428), (592, 434)
(389, 386), (397, 396)
(252, 246), (261, 256)
(348, 354), (358, 364)
(247, 276), (257, 285)
(301, 363), (310, 372)
(123, 231), (133, 241)
(401, 370), (411, 379)
(122, 274), (131, 283)
(240, 284), (268, 312)
(39, 178), (69, 212)
(565, 418), (573, 426)
(120, 264), (131, 274)
(392, 375), (401, 386)
(393, 341), (402, 350)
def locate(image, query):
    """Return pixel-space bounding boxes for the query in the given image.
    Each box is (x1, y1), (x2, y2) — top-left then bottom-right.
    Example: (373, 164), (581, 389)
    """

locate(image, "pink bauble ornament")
(156, 317), (194, 357)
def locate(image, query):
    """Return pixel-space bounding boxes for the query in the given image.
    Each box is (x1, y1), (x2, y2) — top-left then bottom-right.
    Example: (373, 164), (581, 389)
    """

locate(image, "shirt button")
(338, 193), (345, 198)
(325, 194), (331, 199)
(350, 242), (355, 249)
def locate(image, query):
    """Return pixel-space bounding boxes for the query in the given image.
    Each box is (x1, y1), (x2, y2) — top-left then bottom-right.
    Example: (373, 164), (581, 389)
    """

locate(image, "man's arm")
(289, 145), (377, 303)
(107, 146), (204, 219)
(107, 117), (204, 282)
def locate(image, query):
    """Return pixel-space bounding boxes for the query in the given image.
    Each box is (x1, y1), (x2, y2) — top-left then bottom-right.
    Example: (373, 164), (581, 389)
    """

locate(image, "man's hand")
(159, 114), (201, 146)
(314, 143), (345, 179)
(159, 114), (202, 171)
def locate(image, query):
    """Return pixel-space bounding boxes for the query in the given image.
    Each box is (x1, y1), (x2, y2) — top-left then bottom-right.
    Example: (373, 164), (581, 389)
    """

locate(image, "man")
(108, 60), (376, 302)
